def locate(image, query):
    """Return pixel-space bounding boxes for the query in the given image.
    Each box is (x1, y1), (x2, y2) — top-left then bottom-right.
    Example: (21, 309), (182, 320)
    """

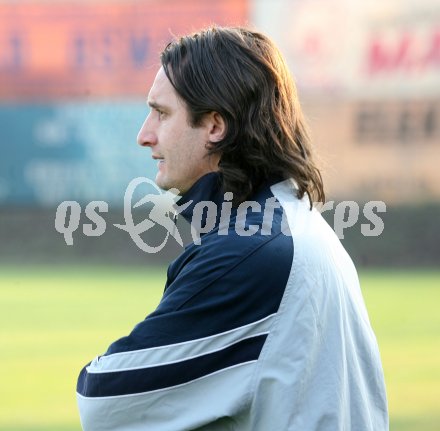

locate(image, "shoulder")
(172, 218), (292, 278)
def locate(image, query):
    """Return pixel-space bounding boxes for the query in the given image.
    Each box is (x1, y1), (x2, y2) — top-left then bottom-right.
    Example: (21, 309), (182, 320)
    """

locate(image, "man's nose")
(137, 117), (157, 147)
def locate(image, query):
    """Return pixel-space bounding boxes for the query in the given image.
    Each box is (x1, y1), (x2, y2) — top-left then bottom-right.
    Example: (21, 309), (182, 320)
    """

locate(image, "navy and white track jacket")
(77, 173), (388, 430)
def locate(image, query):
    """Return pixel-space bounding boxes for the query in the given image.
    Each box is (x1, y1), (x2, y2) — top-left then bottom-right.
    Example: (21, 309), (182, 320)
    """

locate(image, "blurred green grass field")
(0, 267), (439, 431)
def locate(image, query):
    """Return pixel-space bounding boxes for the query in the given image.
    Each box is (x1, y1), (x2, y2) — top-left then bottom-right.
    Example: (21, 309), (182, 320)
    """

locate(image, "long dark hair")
(160, 26), (325, 207)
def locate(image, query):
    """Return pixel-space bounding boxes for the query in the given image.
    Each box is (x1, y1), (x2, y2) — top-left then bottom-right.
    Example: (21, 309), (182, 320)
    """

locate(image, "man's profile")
(77, 26), (388, 430)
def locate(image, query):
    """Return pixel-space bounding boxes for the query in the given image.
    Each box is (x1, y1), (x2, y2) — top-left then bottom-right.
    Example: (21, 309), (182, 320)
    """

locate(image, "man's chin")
(155, 175), (172, 191)
(156, 177), (189, 195)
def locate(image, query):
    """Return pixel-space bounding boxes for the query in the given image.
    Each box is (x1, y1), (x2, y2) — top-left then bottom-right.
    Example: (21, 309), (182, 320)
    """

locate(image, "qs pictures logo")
(55, 177), (386, 253)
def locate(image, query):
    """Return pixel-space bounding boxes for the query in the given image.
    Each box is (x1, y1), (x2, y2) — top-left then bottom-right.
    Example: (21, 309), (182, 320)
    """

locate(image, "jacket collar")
(176, 172), (286, 230)
(177, 172), (224, 225)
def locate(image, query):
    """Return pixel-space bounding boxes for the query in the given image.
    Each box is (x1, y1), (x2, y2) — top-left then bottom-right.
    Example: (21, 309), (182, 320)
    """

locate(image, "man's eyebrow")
(147, 100), (168, 111)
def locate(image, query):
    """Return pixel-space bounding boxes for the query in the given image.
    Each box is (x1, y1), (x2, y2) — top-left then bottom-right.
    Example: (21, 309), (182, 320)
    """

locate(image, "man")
(77, 26), (388, 430)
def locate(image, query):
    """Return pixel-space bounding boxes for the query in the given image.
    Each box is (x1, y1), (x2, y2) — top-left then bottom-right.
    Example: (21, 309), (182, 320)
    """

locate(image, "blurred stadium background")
(0, 0), (439, 430)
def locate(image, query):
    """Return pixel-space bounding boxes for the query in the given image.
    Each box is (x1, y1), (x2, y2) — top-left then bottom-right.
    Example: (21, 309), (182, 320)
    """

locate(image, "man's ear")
(205, 112), (226, 143)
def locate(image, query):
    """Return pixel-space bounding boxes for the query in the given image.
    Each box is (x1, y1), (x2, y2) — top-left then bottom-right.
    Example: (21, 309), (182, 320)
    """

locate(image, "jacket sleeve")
(76, 232), (293, 431)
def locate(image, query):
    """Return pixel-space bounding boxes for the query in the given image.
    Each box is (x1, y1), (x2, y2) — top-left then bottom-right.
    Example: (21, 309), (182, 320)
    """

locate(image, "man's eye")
(157, 109), (165, 119)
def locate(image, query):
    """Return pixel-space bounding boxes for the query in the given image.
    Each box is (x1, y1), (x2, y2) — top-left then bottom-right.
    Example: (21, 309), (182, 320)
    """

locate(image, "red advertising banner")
(0, 0), (248, 100)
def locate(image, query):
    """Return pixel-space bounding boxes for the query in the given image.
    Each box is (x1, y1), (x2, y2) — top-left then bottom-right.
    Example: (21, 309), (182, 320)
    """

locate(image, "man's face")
(137, 67), (220, 194)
